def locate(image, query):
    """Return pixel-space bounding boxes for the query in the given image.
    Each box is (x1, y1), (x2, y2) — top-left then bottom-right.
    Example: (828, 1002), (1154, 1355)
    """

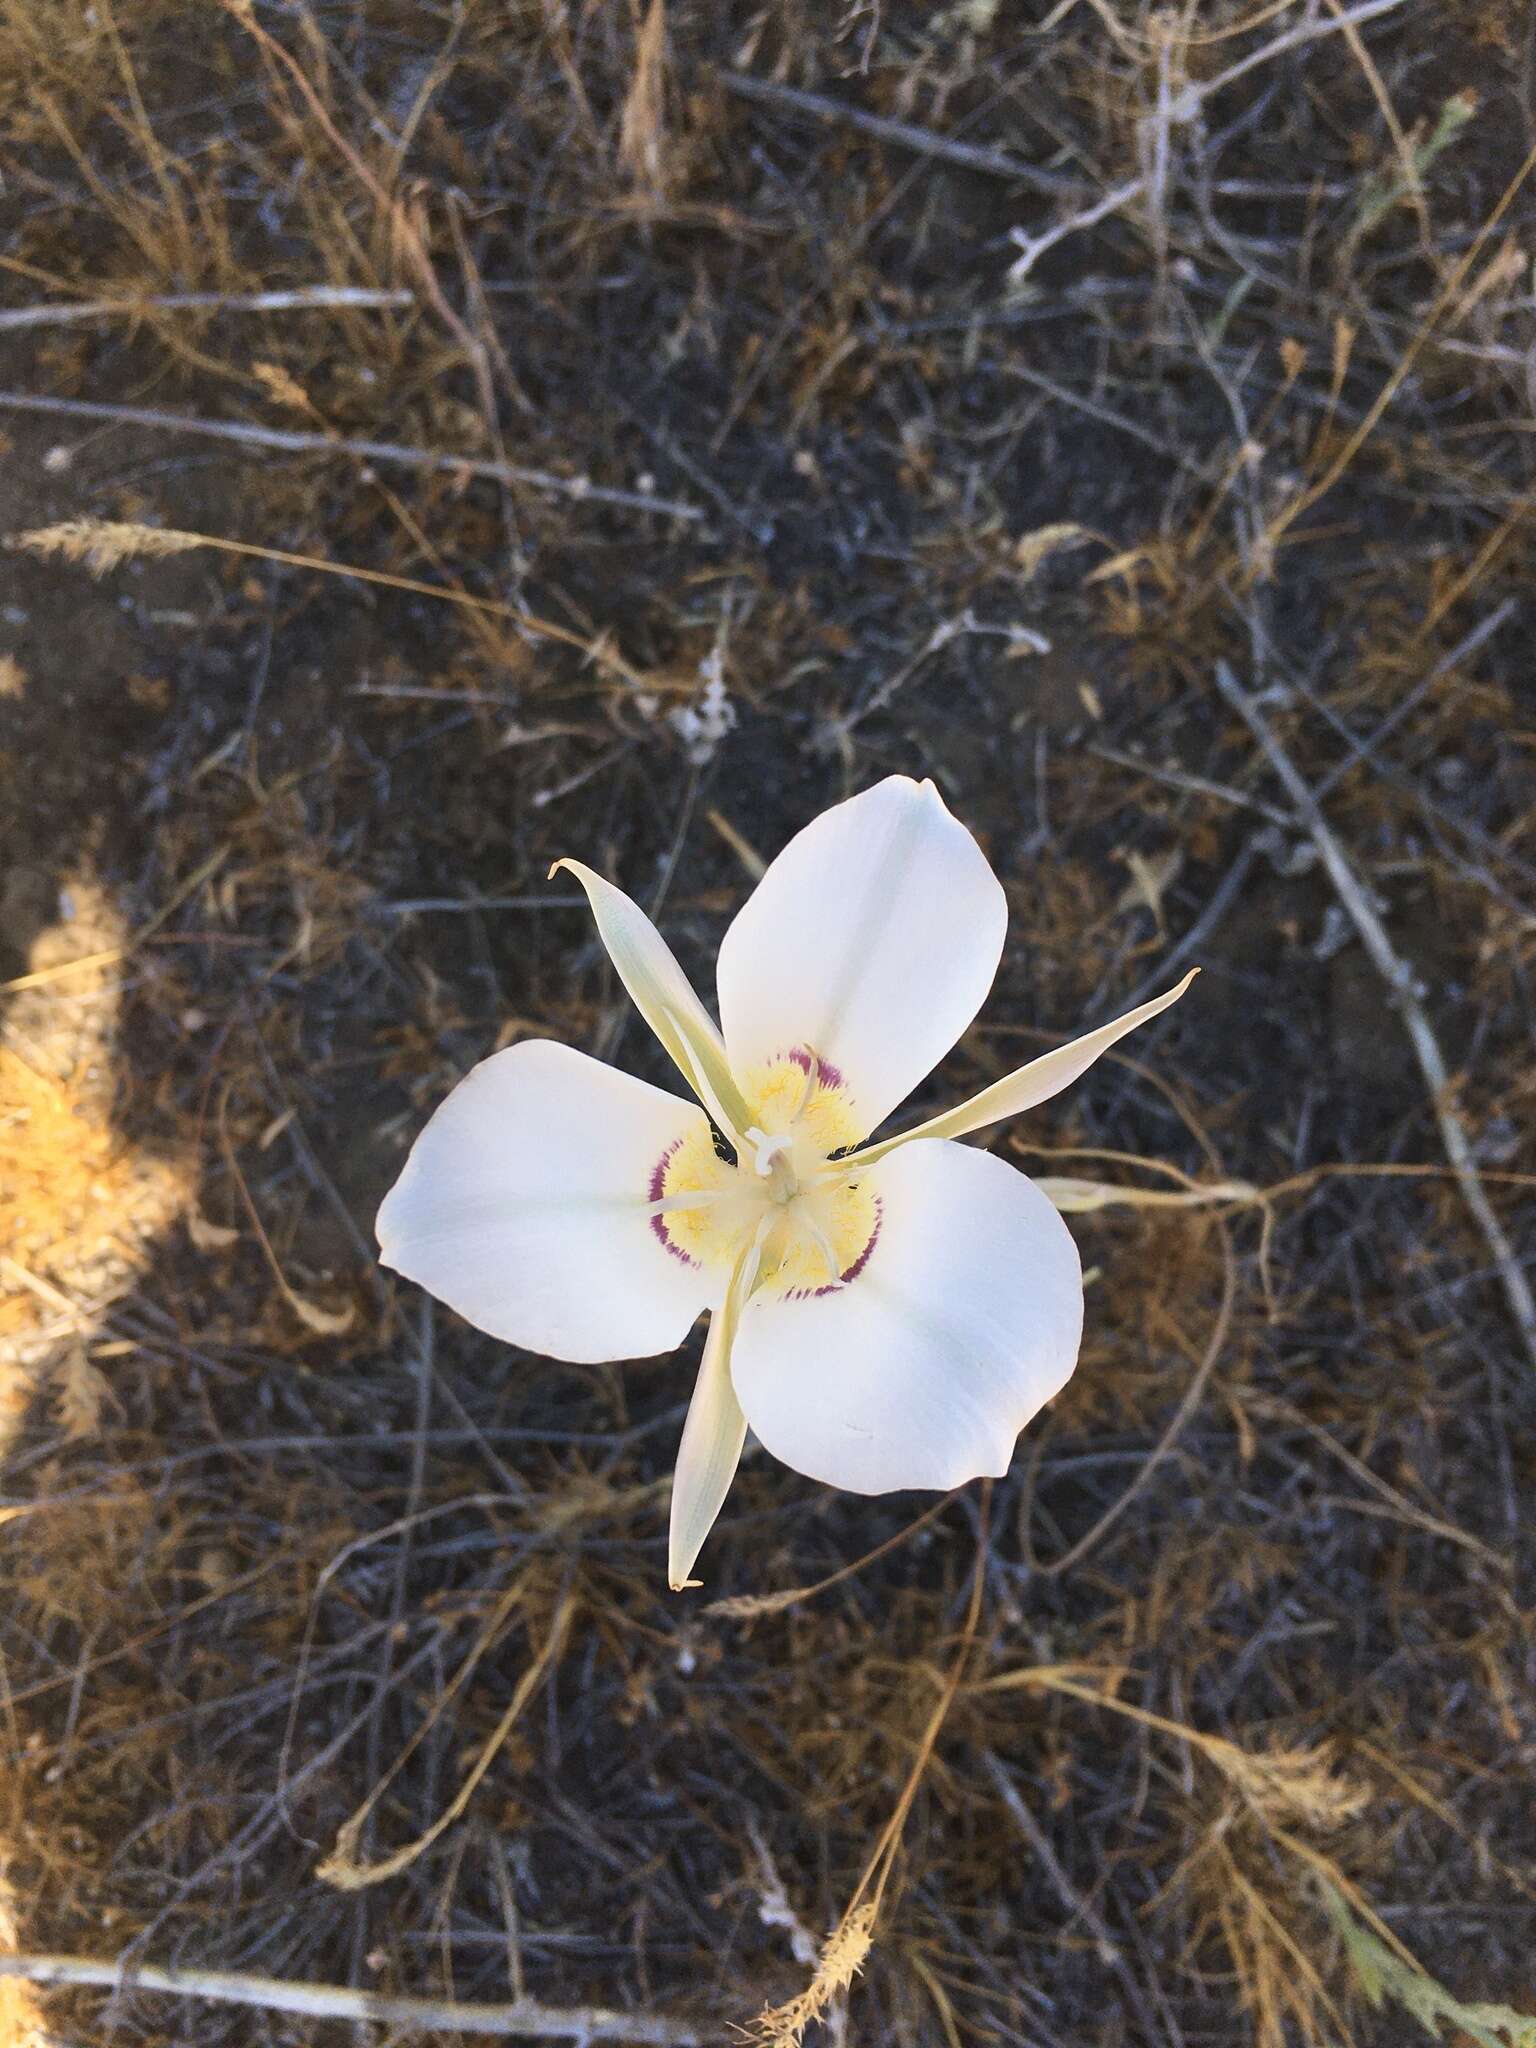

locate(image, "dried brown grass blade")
(317, 1590), (573, 1890)
(745, 1904), (874, 2047)
(618, 0), (669, 199)
(13, 519), (203, 574)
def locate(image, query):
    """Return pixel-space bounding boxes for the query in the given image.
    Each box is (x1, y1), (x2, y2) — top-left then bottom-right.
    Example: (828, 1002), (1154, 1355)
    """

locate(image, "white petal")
(377, 1040), (713, 1364)
(730, 1139), (1082, 1494)
(852, 971), (1198, 1167)
(715, 776), (1007, 1140)
(553, 858), (753, 1140)
(667, 1305), (748, 1591)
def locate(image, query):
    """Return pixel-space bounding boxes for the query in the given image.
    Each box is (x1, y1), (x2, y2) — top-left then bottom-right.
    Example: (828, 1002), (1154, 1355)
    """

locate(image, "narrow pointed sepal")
(667, 1307), (749, 1591)
(852, 970), (1199, 1166)
(552, 857), (754, 1138)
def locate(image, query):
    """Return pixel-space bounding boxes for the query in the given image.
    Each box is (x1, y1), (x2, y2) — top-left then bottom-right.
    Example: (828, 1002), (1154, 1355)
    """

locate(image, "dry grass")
(1, 879), (193, 1446)
(1, 0), (1534, 2042)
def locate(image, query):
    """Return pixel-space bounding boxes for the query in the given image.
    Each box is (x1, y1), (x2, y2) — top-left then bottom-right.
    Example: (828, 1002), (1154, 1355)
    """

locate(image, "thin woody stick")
(0, 390), (702, 521)
(0, 286), (412, 331)
(0, 1954), (701, 2043)
(1211, 661), (1536, 1372)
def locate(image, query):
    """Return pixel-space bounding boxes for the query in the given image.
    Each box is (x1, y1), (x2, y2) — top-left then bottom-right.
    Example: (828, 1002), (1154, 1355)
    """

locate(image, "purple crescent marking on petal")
(648, 1139), (700, 1267)
(784, 1044), (844, 1091)
(648, 1140), (680, 1204)
(838, 1195), (882, 1283)
(785, 1195), (882, 1301)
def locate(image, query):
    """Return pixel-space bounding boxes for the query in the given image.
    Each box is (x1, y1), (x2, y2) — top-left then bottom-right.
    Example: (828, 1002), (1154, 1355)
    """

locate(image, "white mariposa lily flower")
(377, 776), (1194, 1589)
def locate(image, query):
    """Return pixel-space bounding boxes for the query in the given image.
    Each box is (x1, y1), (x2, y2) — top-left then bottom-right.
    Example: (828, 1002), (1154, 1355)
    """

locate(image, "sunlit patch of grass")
(1, 877), (192, 1448)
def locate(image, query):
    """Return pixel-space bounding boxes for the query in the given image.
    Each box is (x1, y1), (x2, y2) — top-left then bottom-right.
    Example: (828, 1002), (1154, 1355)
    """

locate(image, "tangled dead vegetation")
(1, 0), (1534, 2042)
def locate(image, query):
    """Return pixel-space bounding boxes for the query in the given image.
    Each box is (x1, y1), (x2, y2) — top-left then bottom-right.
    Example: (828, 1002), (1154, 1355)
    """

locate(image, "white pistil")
(744, 1127), (801, 1207)
(745, 1126), (794, 1179)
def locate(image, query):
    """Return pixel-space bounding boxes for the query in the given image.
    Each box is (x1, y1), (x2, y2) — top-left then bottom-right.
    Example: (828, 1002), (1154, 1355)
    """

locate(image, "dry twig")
(0, 390), (703, 520)
(1211, 662), (1536, 1372)
(0, 1954), (702, 2043)
(720, 71), (1079, 195)
(0, 285), (412, 331)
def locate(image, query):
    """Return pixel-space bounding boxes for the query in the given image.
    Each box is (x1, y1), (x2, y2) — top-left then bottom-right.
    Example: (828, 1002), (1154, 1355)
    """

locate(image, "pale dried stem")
(9, 519), (654, 690)
(0, 1955), (700, 2043)
(0, 286), (412, 331)
(0, 390), (701, 520)
(1212, 661), (1536, 1373)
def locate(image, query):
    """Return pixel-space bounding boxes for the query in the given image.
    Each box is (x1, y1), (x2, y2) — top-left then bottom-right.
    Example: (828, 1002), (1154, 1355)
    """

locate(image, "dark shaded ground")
(1, 3), (1533, 2044)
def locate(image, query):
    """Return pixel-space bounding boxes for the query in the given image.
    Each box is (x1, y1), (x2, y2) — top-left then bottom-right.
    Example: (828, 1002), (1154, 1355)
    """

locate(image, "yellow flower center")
(650, 1049), (880, 1300)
